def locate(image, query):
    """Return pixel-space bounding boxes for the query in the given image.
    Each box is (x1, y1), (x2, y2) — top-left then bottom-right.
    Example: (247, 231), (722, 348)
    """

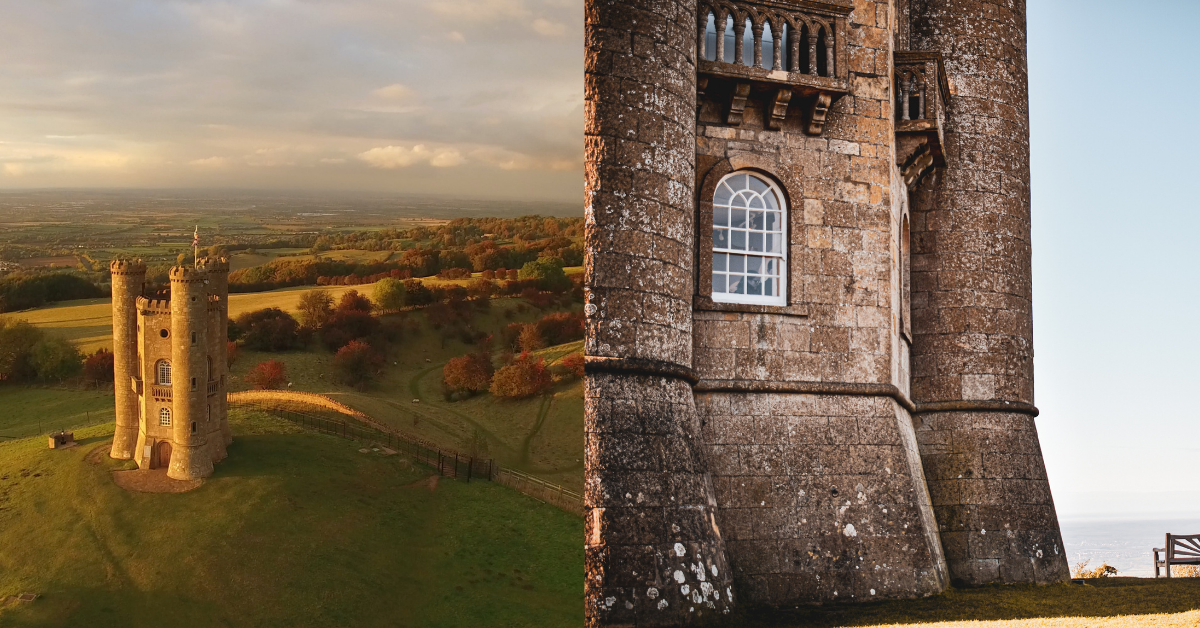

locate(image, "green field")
(0, 409), (583, 627)
(0, 387), (115, 441)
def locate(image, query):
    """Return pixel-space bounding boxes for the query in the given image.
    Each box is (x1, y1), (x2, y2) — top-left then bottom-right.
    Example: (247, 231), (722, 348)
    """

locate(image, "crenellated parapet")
(169, 265), (206, 283)
(110, 259), (147, 275)
(198, 256), (230, 274)
(136, 297), (172, 316)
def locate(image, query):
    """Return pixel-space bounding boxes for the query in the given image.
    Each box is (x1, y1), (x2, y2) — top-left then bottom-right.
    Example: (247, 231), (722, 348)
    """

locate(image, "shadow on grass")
(730, 579), (1200, 627)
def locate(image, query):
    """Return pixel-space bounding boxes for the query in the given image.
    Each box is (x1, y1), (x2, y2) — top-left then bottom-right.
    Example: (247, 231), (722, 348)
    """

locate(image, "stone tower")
(583, 0), (1067, 623)
(109, 258), (230, 481)
(907, 0), (1069, 586)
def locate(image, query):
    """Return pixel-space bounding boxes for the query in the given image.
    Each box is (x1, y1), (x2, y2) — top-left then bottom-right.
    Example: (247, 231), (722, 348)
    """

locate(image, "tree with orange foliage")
(490, 352), (552, 399)
(245, 359), (287, 390)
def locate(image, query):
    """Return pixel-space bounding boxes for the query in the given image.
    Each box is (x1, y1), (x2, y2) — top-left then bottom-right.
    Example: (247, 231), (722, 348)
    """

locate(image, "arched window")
(159, 407), (171, 426)
(711, 172), (787, 306)
(156, 360), (172, 385)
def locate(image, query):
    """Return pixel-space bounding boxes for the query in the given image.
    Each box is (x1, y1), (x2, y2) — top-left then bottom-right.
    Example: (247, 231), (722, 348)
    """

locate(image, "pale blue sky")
(1029, 0), (1200, 519)
(0, 0), (1194, 519)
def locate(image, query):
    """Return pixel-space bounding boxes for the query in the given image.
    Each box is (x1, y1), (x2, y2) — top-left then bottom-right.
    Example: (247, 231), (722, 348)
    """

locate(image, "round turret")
(109, 259), (146, 460)
(167, 265), (214, 480)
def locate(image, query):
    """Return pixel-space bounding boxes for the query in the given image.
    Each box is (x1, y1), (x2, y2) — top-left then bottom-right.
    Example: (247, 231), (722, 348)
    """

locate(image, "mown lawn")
(730, 578), (1200, 627)
(0, 409), (583, 627)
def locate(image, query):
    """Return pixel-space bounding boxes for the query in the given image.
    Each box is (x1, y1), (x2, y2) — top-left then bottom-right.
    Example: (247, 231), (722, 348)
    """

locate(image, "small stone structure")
(109, 258), (231, 481)
(583, 0), (1070, 624)
(47, 431), (74, 449)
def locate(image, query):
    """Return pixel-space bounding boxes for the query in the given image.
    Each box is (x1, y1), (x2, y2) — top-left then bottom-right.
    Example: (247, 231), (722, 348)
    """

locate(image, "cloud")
(358, 144), (465, 169)
(372, 83), (414, 102)
(428, 0), (528, 21)
(447, 31), (466, 42)
(531, 18), (566, 37)
(189, 156), (228, 168)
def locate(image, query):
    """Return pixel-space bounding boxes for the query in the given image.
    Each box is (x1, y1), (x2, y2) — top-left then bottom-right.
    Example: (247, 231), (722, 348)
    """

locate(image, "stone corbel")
(726, 82), (752, 125)
(804, 92), (833, 136)
(765, 89), (792, 130)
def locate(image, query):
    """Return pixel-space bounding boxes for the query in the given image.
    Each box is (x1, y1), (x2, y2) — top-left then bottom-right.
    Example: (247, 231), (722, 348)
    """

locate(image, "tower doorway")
(157, 441), (172, 469)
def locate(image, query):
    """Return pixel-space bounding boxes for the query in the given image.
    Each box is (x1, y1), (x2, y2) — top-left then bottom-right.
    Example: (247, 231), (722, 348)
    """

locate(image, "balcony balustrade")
(151, 386), (172, 401)
(207, 380), (220, 397)
(894, 51), (951, 187)
(697, 0), (851, 134)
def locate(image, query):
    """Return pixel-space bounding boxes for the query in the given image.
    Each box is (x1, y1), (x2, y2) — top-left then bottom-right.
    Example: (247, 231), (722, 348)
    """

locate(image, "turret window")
(156, 360), (172, 385)
(710, 172), (787, 306)
(159, 407), (171, 426)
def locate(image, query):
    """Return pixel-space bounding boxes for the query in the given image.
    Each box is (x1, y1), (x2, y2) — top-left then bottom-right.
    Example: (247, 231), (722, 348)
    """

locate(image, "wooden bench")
(1154, 534), (1200, 577)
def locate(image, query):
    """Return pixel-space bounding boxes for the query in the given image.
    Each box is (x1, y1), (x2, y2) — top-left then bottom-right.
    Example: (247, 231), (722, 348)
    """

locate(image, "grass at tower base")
(0, 408), (582, 627)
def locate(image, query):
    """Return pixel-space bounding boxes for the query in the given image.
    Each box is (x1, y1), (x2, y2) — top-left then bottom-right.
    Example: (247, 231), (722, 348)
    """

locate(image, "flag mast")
(193, 225), (199, 267)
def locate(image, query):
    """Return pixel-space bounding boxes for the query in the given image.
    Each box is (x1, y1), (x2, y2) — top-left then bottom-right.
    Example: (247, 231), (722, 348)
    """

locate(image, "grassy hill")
(0, 409), (583, 627)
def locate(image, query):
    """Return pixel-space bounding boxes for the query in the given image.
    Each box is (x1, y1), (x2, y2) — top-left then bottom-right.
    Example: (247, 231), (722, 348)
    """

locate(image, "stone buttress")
(584, 0), (735, 625)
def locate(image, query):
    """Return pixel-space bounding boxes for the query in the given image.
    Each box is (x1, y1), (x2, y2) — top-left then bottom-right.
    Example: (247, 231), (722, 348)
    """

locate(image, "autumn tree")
(490, 353), (552, 399)
(30, 336), (82, 382)
(333, 340), (383, 388)
(373, 277), (407, 312)
(297, 290), (334, 329)
(83, 348), (115, 385)
(518, 324), (545, 353)
(245, 359), (287, 390)
(443, 342), (495, 396)
(234, 308), (301, 351)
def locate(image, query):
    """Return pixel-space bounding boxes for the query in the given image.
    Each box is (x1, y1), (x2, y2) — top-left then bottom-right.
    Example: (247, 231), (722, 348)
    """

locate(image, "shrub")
(82, 348), (115, 385)
(0, 317), (43, 381)
(226, 340), (239, 367)
(518, 324), (545, 353)
(518, 257), (571, 293)
(245, 359), (287, 390)
(234, 308), (301, 351)
(558, 351), (585, 379)
(333, 340), (383, 388)
(319, 309), (379, 352)
(501, 322), (525, 352)
(443, 350), (494, 396)
(31, 336), (83, 382)
(490, 353), (552, 399)
(535, 311), (585, 345)
(1071, 559), (1118, 579)
(372, 277), (407, 312)
(1175, 565), (1200, 577)
(403, 279), (434, 307)
(336, 289), (373, 314)
(297, 290), (334, 329)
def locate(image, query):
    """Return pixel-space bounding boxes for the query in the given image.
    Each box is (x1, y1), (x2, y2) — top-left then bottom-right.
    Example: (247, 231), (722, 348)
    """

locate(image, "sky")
(0, 0), (583, 201)
(1, 0), (1197, 520)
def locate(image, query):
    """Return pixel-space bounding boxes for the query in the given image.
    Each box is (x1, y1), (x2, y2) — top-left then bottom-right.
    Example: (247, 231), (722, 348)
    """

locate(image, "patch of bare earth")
(405, 475), (438, 492)
(112, 469), (203, 493)
(84, 440), (113, 465)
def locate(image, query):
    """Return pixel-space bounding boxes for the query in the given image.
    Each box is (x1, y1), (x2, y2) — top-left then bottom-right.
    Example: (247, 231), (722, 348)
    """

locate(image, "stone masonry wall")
(584, 0), (734, 624)
(907, 0), (1070, 585)
(687, 0), (949, 606)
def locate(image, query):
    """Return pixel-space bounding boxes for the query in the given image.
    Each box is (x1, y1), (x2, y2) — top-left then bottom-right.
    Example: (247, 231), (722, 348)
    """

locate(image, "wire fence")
(0, 408), (115, 442)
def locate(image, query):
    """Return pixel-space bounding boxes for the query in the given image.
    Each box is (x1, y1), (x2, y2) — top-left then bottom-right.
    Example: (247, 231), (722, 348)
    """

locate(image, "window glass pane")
(762, 22), (773, 68)
(713, 206), (728, 227)
(731, 208), (746, 228)
(712, 273), (726, 293)
(732, 174), (748, 191)
(742, 18), (754, 65)
(713, 229), (728, 249)
(729, 276), (744, 294)
(765, 211), (779, 231)
(764, 190), (778, 210)
(748, 175), (769, 194)
(705, 13), (717, 62)
(747, 275), (763, 295)
(765, 258), (776, 274)
(764, 278), (773, 296)
(748, 232), (763, 252)
(731, 230), (746, 250)
(713, 252), (727, 271)
(729, 255), (745, 273)
(749, 211), (763, 230)
(714, 183), (732, 206)
(747, 256), (762, 274)
(765, 234), (777, 253)
(749, 196), (764, 210)
(723, 16), (736, 63)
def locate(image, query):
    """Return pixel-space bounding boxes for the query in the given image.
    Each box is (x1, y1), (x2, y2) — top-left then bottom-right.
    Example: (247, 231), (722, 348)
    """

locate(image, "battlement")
(198, 256), (230, 273)
(169, 265), (206, 283)
(110, 259), (147, 275)
(135, 296), (172, 315)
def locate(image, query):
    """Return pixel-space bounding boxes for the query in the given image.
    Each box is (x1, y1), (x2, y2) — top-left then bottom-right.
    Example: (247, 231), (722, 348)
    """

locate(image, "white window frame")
(156, 360), (172, 385)
(710, 171), (788, 306)
(159, 407), (171, 426)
